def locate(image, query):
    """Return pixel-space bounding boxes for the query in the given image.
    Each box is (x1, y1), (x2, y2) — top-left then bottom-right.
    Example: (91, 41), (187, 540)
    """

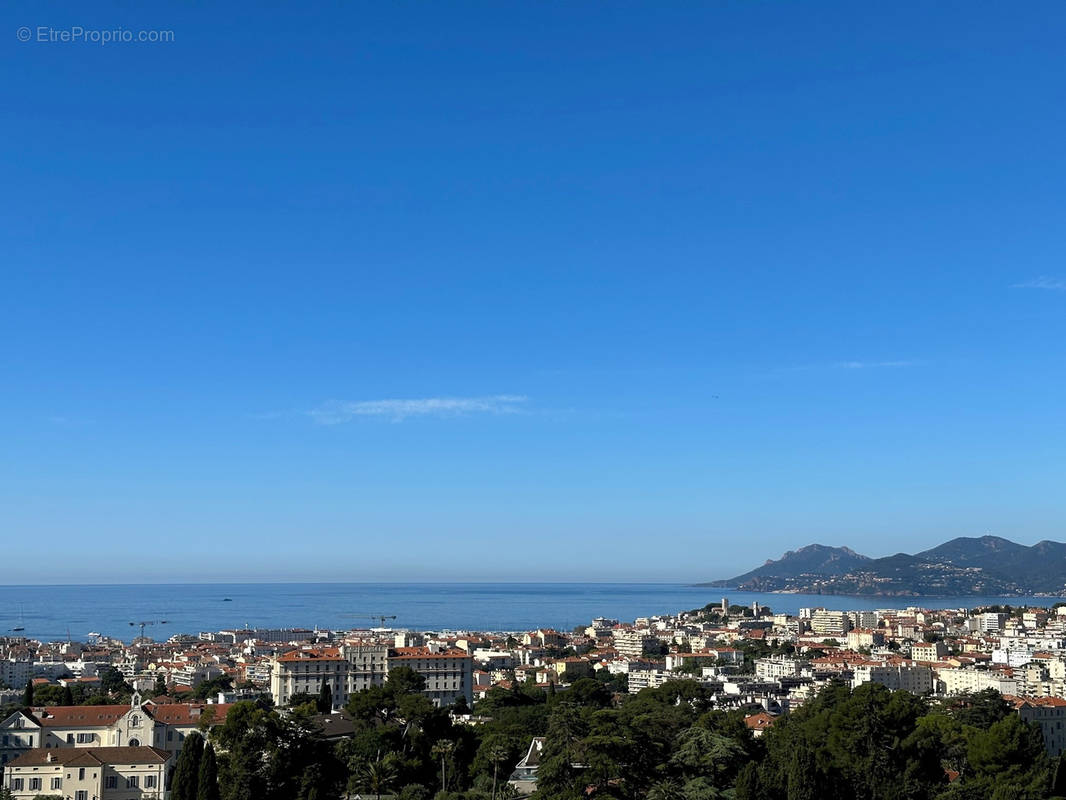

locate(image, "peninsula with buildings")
(703, 535), (1066, 596)
(4, 595), (1066, 797)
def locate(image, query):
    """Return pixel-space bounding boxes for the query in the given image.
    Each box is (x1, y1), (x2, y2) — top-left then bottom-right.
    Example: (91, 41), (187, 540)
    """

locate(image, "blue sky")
(2, 1), (1065, 583)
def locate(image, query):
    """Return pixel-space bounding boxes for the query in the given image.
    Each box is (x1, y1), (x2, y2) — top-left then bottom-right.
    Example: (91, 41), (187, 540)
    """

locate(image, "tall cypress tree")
(787, 746), (820, 800)
(197, 741), (221, 800)
(1052, 751), (1066, 798)
(317, 680), (333, 713)
(171, 731), (205, 800)
(735, 763), (762, 800)
(23, 679), (34, 706)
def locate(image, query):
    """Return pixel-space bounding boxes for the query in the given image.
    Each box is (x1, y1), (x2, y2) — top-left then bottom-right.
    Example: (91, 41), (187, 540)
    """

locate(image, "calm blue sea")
(0, 583), (1056, 643)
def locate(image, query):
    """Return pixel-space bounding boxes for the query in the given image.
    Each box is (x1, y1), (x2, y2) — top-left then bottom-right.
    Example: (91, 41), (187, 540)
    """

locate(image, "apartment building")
(0, 660), (32, 690)
(847, 629), (886, 650)
(937, 667), (1019, 697)
(1011, 696), (1066, 756)
(3, 746), (169, 799)
(269, 643), (473, 708)
(809, 610), (852, 638)
(975, 613), (1009, 633)
(344, 643), (390, 694)
(754, 657), (807, 680)
(612, 630), (660, 659)
(628, 668), (685, 693)
(389, 647), (473, 707)
(911, 641), (949, 662)
(852, 663), (933, 693)
(849, 611), (879, 630)
(269, 647), (348, 709)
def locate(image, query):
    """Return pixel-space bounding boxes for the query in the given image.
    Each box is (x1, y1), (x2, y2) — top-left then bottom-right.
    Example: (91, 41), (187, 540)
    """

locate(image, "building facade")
(3, 745), (169, 800)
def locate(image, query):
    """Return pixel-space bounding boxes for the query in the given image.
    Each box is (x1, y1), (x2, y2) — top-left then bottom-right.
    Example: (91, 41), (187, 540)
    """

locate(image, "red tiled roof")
(8, 746), (170, 768)
(32, 703), (233, 728)
(744, 711), (776, 730)
(390, 647), (470, 659)
(276, 647), (344, 662)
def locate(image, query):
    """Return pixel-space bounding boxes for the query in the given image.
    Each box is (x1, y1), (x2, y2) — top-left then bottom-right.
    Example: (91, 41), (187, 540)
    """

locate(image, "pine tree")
(61, 686), (74, 705)
(735, 762), (762, 800)
(23, 679), (33, 706)
(786, 746), (820, 800)
(171, 731), (205, 800)
(197, 742), (221, 800)
(317, 680), (333, 713)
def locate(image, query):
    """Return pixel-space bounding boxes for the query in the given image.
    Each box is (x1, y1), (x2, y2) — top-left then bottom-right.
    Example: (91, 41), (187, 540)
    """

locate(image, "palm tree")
(431, 739), (456, 791)
(647, 778), (685, 800)
(351, 757), (398, 800)
(487, 742), (511, 800)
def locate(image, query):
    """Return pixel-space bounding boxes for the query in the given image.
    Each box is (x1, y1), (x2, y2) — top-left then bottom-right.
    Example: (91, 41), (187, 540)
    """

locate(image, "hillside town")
(5, 598), (1066, 797)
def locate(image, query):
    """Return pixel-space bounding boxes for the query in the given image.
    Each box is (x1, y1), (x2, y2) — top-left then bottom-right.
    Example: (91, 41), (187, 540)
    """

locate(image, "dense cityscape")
(5, 597), (1066, 798)
(8, 1), (1065, 799)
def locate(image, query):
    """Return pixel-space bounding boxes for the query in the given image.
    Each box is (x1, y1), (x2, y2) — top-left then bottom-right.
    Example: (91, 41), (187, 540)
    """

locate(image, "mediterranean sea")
(0, 583), (1058, 643)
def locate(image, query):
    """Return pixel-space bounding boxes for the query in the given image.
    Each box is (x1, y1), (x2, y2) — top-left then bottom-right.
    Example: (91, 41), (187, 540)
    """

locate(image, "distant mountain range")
(701, 536), (1066, 596)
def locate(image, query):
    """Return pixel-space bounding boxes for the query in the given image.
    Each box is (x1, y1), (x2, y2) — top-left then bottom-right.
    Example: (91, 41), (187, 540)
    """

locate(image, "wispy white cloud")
(833, 360), (920, 370)
(1012, 277), (1066, 291)
(309, 395), (529, 424)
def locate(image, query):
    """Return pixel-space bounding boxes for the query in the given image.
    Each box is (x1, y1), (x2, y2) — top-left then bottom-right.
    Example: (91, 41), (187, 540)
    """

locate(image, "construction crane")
(128, 620), (168, 641)
(342, 614), (397, 629)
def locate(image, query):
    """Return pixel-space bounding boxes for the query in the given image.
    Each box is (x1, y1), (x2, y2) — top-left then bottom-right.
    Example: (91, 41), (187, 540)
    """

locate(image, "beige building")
(847, 629), (886, 650)
(911, 641), (949, 662)
(1010, 696), (1066, 756)
(344, 643), (390, 694)
(389, 647), (473, 707)
(3, 745), (169, 799)
(0, 696), (232, 768)
(269, 646), (349, 709)
(269, 644), (473, 709)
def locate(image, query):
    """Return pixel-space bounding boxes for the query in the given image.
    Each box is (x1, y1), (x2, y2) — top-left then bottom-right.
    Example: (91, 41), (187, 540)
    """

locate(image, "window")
(67, 733), (75, 744)
(11, 779), (23, 791)
(79, 767), (85, 780)
(127, 775), (140, 789)
(106, 775), (118, 788)
(146, 774), (157, 788)
(77, 732), (94, 743)
(29, 778), (41, 791)
(51, 777), (62, 789)
(77, 792), (89, 800)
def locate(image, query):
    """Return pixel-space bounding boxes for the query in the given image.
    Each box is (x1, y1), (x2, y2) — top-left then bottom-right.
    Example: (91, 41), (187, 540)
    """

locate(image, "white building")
(809, 610), (851, 638)
(852, 663), (933, 693)
(936, 667), (1019, 697)
(754, 657), (806, 680)
(612, 630), (660, 659)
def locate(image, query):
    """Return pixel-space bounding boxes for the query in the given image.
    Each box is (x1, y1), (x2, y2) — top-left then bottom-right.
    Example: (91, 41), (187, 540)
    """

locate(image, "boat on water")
(11, 604), (25, 632)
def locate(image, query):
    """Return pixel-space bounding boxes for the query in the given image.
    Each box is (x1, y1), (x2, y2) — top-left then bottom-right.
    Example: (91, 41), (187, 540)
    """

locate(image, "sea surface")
(0, 583), (1058, 644)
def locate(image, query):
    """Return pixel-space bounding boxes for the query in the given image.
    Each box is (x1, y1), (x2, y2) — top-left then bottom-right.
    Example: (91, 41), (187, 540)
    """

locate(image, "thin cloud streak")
(833, 360), (920, 369)
(309, 395), (529, 424)
(775, 360), (923, 375)
(1012, 277), (1066, 291)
